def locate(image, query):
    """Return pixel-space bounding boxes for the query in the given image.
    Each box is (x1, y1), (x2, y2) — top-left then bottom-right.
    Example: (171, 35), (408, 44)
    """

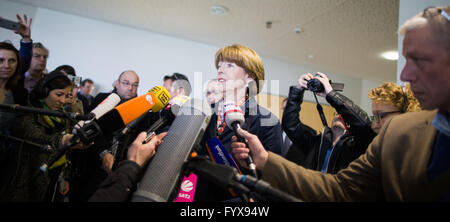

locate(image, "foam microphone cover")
(223, 101), (245, 127)
(90, 93), (121, 119)
(132, 99), (212, 202)
(96, 86), (170, 134)
(115, 86), (170, 125)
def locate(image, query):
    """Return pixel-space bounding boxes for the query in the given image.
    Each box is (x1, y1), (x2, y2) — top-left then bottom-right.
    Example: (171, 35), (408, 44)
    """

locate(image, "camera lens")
(307, 79), (325, 93)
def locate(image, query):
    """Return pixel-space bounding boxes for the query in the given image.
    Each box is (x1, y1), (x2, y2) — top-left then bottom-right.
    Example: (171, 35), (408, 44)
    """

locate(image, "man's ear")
(113, 80), (119, 89)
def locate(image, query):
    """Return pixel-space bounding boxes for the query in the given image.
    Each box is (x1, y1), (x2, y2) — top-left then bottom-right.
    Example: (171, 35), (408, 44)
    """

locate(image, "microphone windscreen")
(132, 99), (211, 202)
(223, 101), (245, 128)
(90, 93), (121, 119)
(115, 86), (170, 125)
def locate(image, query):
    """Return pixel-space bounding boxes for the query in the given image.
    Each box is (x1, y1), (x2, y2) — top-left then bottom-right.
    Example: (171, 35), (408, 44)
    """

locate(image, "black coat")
(282, 86), (376, 174)
(195, 97), (284, 201)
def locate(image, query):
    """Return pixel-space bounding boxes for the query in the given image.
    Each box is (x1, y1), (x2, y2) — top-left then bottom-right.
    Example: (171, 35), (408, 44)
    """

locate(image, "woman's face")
(217, 61), (249, 93)
(0, 49), (18, 82)
(44, 86), (72, 110)
(371, 101), (401, 134)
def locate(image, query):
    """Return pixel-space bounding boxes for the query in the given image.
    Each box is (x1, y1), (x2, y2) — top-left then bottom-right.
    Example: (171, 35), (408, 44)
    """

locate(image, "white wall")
(1, 0), (385, 114)
(397, 0), (450, 85)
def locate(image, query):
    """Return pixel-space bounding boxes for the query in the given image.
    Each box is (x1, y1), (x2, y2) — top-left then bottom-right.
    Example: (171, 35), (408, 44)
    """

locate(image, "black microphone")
(143, 96), (190, 143)
(223, 102), (258, 178)
(235, 174), (303, 202)
(132, 99), (212, 202)
(39, 93), (121, 172)
(40, 87), (171, 172)
(186, 155), (302, 202)
(0, 103), (95, 120)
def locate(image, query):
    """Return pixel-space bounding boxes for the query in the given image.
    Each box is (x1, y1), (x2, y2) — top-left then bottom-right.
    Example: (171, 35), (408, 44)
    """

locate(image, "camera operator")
(282, 72), (376, 173)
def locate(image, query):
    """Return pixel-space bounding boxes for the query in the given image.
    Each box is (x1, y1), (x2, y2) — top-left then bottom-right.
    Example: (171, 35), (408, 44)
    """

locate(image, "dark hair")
(170, 73), (191, 96)
(54, 64), (76, 75)
(0, 41), (23, 90)
(30, 71), (72, 104)
(81, 78), (94, 87)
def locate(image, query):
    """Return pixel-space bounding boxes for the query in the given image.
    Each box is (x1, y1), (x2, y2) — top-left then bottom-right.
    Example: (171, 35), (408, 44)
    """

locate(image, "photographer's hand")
(297, 73), (314, 90)
(314, 72), (333, 97)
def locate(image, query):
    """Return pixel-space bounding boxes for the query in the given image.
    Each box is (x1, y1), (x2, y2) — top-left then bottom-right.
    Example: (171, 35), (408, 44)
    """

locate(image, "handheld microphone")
(73, 93), (121, 130)
(132, 99), (212, 202)
(223, 102), (258, 178)
(143, 96), (191, 143)
(40, 87), (170, 172)
(0, 103), (95, 121)
(94, 86), (170, 136)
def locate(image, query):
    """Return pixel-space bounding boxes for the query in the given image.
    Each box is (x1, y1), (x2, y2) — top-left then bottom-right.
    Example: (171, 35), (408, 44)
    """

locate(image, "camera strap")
(313, 92), (328, 128)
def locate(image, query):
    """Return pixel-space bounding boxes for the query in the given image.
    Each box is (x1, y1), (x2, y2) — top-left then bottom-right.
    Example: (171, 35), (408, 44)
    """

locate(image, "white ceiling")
(10, 0), (399, 83)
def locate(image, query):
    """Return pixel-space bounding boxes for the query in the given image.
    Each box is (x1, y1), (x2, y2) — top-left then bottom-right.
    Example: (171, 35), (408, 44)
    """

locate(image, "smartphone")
(0, 17), (20, 32)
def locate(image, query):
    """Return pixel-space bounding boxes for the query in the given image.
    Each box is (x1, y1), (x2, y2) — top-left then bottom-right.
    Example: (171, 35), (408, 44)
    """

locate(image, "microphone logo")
(180, 180), (194, 192)
(146, 95), (154, 105)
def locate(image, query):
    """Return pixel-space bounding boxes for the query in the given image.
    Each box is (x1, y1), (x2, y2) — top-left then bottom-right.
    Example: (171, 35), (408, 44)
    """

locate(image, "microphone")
(235, 174), (303, 202)
(40, 86), (170, 172)
(132, 99), (212, 202)
(186, 155), (302, 202)
(143, 96), (191, 143)
(0, 103), (95, 121)
(73, 93), (121, 130)
(39, 93), (120, 172)
(94, 86), (170, 136)
(223, 102), (258, 178)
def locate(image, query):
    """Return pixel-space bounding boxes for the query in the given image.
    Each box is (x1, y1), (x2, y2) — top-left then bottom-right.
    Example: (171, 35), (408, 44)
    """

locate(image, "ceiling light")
(210, 5), (229, 16)
(293, 28), (302, 34)
(381, 51), (398, 61)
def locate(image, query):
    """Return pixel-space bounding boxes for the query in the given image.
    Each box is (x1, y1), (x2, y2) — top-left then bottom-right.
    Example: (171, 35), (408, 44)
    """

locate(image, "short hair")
(54, 65), (76, 75)
(118, 70), (137, 81)
(215, 44), (265, 93)
(171, 73), (191, 96)
(398, 6), (450, 52)
(32, 42), (49, 53)
(81, 79), (94, 87)
(368, 82), (421, 113)
(0, 41), (22, 90)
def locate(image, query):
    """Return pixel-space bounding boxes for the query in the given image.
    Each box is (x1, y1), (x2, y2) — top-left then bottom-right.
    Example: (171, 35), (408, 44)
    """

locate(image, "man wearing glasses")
(70, 70), (140, 202)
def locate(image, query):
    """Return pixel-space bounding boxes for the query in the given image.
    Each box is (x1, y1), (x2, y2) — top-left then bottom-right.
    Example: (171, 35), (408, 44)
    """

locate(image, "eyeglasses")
(119, 81), (139, 88)
(423, 7), (450, 22)
(370, 111), (402, 123)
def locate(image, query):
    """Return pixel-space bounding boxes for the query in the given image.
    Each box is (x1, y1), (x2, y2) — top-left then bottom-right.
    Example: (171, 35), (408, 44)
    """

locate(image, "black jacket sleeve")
(325, 90), (377, 154)
(88, 160), (142, 202)
(282, 86), (321, 154)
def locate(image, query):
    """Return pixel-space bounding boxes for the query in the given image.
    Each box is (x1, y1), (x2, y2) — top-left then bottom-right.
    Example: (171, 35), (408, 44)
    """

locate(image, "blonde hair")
(215, 44), (265, 93)
(368, 82), (421, 113)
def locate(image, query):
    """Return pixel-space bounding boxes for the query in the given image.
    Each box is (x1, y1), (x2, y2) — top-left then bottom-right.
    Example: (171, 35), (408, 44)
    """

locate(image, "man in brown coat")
(232, 6), (450, 201)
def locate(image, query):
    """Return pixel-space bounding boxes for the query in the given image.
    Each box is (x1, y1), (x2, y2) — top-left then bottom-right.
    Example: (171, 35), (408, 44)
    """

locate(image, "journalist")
(282, 72), (376, 173)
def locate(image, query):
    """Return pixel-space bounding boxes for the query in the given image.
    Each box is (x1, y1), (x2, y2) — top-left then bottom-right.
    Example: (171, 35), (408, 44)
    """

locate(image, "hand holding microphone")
(231, 128), (269, 172)
(41, 86), (170, 172)
(223, 102), (258, 178)
(128, 131), (167, 167)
